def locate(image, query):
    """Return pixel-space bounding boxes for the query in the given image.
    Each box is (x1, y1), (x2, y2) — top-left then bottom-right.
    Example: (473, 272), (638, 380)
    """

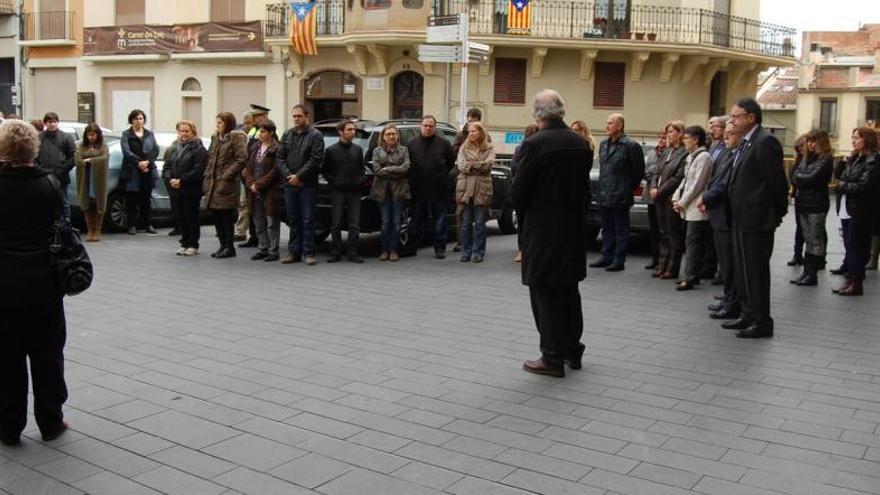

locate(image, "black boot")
(796, 254), (818, 286)
(786, 253), (804, 266)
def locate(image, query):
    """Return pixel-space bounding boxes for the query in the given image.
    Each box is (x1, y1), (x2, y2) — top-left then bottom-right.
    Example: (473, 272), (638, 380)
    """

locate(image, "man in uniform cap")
(237, 103), (272, 247)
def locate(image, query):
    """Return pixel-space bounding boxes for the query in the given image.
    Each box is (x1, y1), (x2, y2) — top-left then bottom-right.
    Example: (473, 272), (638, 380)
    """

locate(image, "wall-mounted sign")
(366, 77), (384, 91)
(83, 21), (263, 56)
(504, 132), (524, 145)
(77, 92), (96, 124)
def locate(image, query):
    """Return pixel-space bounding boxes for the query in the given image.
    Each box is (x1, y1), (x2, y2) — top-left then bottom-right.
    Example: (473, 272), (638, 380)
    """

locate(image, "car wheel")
(498, 206), (517, 235)
(106, 191), (128, 232)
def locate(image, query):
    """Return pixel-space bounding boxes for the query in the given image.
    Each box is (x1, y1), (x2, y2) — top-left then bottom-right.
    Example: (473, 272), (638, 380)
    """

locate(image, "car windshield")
(317, 127), (371, 151)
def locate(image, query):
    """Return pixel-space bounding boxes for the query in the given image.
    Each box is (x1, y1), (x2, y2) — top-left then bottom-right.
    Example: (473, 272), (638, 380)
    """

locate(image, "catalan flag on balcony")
(507, 0), (531, 34)
(290, 1), (318, 56)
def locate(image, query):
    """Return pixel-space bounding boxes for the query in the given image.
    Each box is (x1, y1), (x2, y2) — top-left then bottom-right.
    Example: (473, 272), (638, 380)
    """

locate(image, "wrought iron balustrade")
(264, 0), (345, 39)
(22, 11), (74, 41)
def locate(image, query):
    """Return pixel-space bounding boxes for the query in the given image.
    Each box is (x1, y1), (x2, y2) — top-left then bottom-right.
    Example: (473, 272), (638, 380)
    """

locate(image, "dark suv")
(311, 119), (516, 248)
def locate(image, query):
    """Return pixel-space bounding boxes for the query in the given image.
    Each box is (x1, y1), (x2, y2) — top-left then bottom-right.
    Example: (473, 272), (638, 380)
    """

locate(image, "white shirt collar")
(742, 125), (758, 143)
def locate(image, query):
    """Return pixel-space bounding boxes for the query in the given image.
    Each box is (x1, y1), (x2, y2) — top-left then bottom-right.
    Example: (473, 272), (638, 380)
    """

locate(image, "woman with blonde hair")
(164, 119), (208, 256)
(570, 120), (597, 153)
(455, 121), (495, 263)
(370, 124), (410, 261)
(74, 123), (109, 242)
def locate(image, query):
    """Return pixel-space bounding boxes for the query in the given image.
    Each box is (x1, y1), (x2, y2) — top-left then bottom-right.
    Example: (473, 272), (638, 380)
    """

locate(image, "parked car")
(58, 121), (114, 142)
(311, 119), (516, 248)
(68, 132), (212, 231)
(586, 141), (656, 242)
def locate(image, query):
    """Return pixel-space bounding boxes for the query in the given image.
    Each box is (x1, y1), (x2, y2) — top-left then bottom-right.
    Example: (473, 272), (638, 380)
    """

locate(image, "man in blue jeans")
(277, 104), (324, 265)
(35, 112), (76, 222)
(590, 113), (645, 272)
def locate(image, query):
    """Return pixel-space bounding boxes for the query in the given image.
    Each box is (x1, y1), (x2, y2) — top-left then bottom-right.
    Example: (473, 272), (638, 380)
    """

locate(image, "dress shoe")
(565, 343), (586, 370)
(214, 248), (236, 259)
(347, 255), (365, 263)
(379, 252), (389, 261)
(589, 259), (612, 268)
(721, 317), (753, 330)
(0, 434), (20, 446)
(167, 228), (180, 236)
(522, 358), (564, 377)
(832, 280), (852, 294)
(644, 260), (659, 270)
(710, 309), (740, 320)
(676, 280), (697, 291)
(658, 272), (676, 279)
(838, 280), (863, 296)
(144, 225), (158, 234)
(789, 272), (808, 284)
(263, 254), (279, 262)
(238, 238), (259, 248)
(736, 324), (773, 339)
(280, 254), (300, 264)
(605, 264), (625, 272)
(251, 251), (268, 261)
(233, 234), (247, 242)
(460, 255), (471, 262)
(472, 255), (484, 263)
(435, 250), (446, 260)
(829, 266), (847, 276)
(326, 255), (342, 263)
(795, 274), (818, 286)
(41, 419), (69, 442)
(183, 247), (199, 256)
(127, 226), (137, 235)
(305, 255), (317, 265)
(210, 248), (222, 258)
(707, 302), (723, 312)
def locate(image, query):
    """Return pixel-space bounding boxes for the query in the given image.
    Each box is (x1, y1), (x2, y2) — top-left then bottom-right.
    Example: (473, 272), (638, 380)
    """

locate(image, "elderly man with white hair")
(510, 89), (593, 378)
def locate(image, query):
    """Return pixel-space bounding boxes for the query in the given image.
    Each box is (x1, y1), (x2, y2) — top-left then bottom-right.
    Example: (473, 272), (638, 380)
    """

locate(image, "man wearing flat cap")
(237, 104), (273, 247)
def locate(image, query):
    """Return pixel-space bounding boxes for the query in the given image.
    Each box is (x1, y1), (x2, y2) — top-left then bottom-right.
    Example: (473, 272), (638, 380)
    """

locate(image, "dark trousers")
(210, 208), (237, 250)
(647, 203), (660, 263)
(792, 203), (804, 259)
(529, 284), (583, 365)
(177, 195), (201, 249)
(732, 229), (774, 327)
(656, 200), (684, 276)
(410, 199), (449, 253)
(284, 185), (317, 257)
(0, 299), (68, 440)
(683, 220), (710, 282)
(125, 190), (152, 228)
(714, 229), (739, 312)
(330, 190), (361, 257)
(599, 206), (630, 265)
(701, 224), (717, 277)
(842, 216), (871, 282)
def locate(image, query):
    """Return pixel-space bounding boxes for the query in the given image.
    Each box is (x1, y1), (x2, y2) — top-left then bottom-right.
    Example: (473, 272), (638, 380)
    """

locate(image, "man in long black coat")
(511, 89), (592, 377)
(723, 97), (788, 338)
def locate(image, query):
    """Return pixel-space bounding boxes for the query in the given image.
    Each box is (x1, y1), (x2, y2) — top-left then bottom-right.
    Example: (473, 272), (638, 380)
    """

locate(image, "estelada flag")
(507, 0), (531, 34)
(290, 1), (318, 55)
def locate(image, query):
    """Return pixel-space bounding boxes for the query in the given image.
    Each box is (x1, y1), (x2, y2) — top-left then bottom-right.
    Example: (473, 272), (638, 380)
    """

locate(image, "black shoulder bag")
(46, 175), (93, 296)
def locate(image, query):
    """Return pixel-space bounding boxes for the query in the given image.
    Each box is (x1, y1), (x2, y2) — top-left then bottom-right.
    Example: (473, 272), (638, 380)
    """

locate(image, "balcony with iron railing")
(20, 11), (76, 46)
(264, 1), (794, 60)
(0, 0), (15, 15)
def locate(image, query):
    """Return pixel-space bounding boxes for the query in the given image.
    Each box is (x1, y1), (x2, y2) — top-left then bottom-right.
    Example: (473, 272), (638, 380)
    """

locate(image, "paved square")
(2, 215), (880, 495)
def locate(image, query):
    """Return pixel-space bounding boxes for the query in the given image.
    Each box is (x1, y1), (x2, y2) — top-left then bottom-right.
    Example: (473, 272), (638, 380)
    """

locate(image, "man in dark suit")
(723, 97), (788, 338)
(700, 121), (740, 320)
(512, 89), (592, 377)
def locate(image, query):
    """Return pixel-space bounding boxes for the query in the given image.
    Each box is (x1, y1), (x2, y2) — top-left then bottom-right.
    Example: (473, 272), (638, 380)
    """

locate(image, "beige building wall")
(797, 91), (880, 154)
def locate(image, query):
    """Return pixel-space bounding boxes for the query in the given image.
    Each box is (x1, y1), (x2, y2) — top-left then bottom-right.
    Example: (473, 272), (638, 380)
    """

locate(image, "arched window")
(181, 77), (202, 92)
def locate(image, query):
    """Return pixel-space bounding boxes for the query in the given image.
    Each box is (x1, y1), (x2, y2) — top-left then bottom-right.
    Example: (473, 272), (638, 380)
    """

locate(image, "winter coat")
(277, 125), (324, 186)
(455, 142), (495, 207)
(74, 144), (109, 214)
(243, 140), (282, 217)
(642, 147), (663, 204)
(510, 119), (591, 286)
(702, 147), (734, 231)
(835, 152), (880, 218)
(791, 153), (832, 214)
(407, 134), (456, 202)
(119, 127), (159, 192)
(652, 146), (688, 203)
(203, 130), (248, 210)
(596, 133), (645, 208)
(322, 141), (366, 192)
(35, 129), (76, 187)
(163, 138), (208, 198)
(370, 145), (411, 201)
(672, 147), (712, 221)
(0, 165), (61, 307)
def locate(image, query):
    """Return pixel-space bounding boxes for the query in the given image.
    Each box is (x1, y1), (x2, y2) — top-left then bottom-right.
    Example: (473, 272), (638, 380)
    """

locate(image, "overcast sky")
(761, 0), (880, 54)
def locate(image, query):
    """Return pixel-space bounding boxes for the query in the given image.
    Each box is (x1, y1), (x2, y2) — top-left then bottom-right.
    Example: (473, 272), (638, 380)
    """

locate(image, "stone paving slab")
(2, 214), (880, 494)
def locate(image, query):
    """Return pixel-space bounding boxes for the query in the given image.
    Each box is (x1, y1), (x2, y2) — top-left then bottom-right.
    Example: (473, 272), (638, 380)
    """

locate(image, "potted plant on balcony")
(634, 32), (645, 41)
(647, 32), (657, 41)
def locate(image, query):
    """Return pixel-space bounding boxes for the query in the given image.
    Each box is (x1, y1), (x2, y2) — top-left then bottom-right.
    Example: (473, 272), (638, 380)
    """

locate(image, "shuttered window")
(494, 58), (527, 105)
(593, 62), (625, 108)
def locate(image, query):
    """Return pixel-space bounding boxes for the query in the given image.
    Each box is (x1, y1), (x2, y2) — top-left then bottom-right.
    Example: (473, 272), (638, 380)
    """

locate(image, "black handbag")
(46, 176), (93, 296)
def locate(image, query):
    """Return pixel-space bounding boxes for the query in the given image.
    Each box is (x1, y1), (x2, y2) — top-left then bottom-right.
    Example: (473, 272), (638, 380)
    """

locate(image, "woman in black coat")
(650, 120), (688, 279)
(831, 127), (880, 296)
(119, 109), (159, 235)
(0, 120), (69, 446)
(164, 120), (208, 256)
(789, 129), (833, 286)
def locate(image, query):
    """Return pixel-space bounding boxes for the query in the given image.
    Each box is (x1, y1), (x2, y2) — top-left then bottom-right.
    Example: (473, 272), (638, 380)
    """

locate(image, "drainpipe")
(14, 0), (23, 116)
(444, 62), (450, 123)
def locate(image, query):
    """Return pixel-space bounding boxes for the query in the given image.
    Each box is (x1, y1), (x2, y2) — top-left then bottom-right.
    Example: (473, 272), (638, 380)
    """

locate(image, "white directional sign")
(418, 44), (461, 63)
(467, 41), (491, 63)
(427, 24), (463, 43)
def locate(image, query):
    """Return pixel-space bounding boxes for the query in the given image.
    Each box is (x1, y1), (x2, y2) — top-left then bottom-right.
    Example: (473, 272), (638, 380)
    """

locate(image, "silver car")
(68, 132), (211, 231)
(587, 141), (657, 241)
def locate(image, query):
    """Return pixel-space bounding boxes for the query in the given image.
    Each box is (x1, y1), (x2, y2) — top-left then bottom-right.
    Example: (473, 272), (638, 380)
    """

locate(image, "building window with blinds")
(593, 62), (625, 108)
(494, 58), (526, 105)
